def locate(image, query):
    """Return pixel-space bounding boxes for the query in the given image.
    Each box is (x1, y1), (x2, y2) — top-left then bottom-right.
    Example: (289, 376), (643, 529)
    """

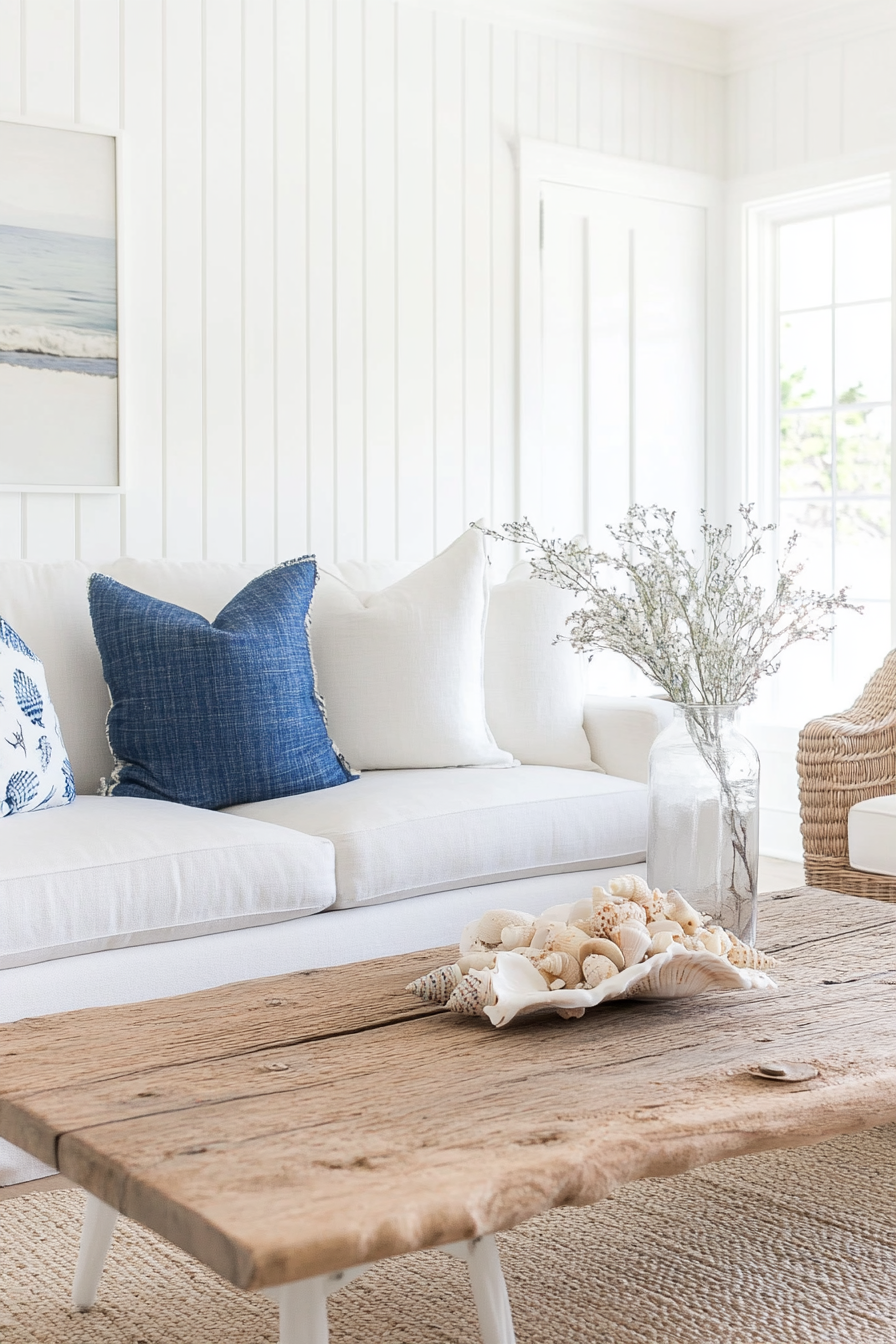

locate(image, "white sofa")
(0, 557), (671, 1184)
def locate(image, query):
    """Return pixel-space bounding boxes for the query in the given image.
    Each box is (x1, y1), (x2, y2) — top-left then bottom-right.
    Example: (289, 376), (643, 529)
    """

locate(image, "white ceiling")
(617, 0), (834, 27)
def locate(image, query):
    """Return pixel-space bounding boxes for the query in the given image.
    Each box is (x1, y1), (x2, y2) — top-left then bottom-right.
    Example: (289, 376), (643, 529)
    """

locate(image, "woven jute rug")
(2, 1125), (896, 1344)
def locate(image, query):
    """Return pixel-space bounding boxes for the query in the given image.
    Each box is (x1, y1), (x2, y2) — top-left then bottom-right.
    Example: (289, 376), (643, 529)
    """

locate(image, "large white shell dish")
(483, 945), (776, 1029)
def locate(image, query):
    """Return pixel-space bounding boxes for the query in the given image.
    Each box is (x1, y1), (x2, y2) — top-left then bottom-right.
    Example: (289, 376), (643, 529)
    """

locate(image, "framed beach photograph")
(0, 119), (120, 491)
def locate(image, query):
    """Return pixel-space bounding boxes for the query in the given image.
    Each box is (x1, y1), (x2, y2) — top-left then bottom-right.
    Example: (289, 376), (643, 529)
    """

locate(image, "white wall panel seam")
(19, 0), (26, 114)
(73, 0), (80, 121)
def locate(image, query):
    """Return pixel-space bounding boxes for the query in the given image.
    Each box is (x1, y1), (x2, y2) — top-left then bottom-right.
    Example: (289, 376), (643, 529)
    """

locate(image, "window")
(777, 205), (892, 714)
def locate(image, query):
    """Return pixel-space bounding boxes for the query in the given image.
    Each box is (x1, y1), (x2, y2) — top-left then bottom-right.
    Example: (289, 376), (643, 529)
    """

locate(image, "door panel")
(531, 178), (709, 545)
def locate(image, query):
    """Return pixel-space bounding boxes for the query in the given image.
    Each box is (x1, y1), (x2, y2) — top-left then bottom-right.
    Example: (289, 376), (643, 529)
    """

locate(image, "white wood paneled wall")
(0, 0), (725, 565)
(728, 16), (896, 178)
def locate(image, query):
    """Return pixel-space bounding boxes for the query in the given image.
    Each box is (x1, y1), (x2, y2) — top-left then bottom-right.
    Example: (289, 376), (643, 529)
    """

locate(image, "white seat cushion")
(849, 794), (896, 876)
(227, 766), (647, 909)
(0, 795), (336, 969)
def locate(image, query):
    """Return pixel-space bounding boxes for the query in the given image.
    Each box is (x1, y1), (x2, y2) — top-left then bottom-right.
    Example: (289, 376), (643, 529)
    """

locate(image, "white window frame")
(742, 173), (894, 643)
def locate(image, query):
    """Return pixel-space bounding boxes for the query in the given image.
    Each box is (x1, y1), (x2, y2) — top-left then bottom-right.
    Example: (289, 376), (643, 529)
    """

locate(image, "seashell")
(663, 889), (704, 935)
(476, 908), (535, 946)
(579, 901), (623, 939)
(629, 888), (666, 923)
(646, 919), (685, 937)
(695, 928), (725, 957)
(535, 951), (582, 989)
(677, 933), (709, 952)
(649, 931), (679, 956)
(1, 769), (38, 818)
(406, 964), (462, 1003)
(501, 924), (535, 950)
(577, 937), (624, 970)
(582, 954), (620, 987)
(609, 874), (651, 901)
(542, 924), (590, 961)
(591, 884), (616, 905)
(446, 968), (495, 1017)
(582, 899), (642, 939)
(612, 920), (652, 968)
(459, 919), (493, 957)
(619, 948), (770, 1001)
(13, 668), (44, 727)
(705, 925), (733, 956)
(727, 942), (778, 970)
(457, 952), (497, 974)
(568, 897), (595, 924)
(555, 1006), (586, 1020)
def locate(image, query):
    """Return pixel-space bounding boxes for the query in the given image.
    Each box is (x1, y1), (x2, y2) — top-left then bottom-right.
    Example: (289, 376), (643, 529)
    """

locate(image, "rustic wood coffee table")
(3, 886), (896, 1344)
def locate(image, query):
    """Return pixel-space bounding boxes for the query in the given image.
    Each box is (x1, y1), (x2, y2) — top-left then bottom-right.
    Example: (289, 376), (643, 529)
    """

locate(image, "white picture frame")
(0, 114), (124, 494)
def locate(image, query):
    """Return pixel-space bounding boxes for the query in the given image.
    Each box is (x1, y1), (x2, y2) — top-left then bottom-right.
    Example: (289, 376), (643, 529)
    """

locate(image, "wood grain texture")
(3, 890), (896, 1292)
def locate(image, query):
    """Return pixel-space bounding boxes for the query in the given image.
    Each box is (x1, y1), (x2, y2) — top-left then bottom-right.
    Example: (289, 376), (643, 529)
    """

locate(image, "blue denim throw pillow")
(89, 560), (356, 809)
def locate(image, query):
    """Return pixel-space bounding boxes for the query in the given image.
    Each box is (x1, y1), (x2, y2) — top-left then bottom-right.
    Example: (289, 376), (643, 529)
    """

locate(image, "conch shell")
(406, 964), (462, 1003)
(582, 954), (619, 987)
(446, 968), (495, 1016)
(535, 951), (582, 989)
(727, 940), (778, 970)
(474, 908), (535, 947)
(612, 920), (651, 968)
(609, 874), (651, 901)
(577, 937), (624, 970)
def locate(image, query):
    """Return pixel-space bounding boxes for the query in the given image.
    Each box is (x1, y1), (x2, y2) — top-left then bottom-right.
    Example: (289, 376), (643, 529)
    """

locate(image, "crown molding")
(727, 0), (896, 71)
(400, 0), (727, 73)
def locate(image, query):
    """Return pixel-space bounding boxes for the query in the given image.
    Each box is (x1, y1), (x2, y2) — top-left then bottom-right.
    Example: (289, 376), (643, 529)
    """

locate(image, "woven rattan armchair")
(798, 650), (896, 901)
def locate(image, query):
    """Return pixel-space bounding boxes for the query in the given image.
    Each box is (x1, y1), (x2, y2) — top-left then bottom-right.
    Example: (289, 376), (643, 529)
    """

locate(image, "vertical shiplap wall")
(0, 0), (725, 565)
(728, 21), (896, 178)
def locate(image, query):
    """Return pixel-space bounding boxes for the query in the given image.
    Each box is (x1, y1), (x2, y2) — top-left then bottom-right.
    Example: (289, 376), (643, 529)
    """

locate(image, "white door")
(520, 143), (722, 546)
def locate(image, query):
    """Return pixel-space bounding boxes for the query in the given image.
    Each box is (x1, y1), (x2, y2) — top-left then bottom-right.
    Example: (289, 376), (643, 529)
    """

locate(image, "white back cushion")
(0, 561), (109, 794)
(485, 563), (599, 771)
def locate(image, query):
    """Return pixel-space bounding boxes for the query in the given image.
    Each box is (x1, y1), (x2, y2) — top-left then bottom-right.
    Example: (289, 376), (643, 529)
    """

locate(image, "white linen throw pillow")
(485, 563), (601, 771)
(309, 529), (513, 771)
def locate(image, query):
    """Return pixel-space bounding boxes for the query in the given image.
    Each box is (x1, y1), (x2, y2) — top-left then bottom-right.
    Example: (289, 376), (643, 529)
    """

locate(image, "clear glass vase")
(647, 704), (760, 944)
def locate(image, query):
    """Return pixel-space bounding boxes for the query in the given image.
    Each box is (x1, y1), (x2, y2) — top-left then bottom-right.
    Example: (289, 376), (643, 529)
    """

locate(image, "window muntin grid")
(777, 205), (892, 704)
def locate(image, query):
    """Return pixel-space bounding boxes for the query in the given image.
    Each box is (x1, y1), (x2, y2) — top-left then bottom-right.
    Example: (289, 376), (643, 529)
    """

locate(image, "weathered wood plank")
(0, 946), (451, 1093)
(2, 889), (896, 1291)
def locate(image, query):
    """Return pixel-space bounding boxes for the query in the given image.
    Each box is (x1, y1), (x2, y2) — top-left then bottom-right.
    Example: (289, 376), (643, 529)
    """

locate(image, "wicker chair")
(798, 649), (896, 901)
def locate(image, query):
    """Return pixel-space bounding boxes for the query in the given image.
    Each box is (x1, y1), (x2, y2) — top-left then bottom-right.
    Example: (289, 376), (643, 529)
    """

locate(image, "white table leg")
(267, 1239), (514, 1344)
(72, 1194), (119, 1311)
(441, 1236), (517, 1344)
(270, 1276), (330, 1344)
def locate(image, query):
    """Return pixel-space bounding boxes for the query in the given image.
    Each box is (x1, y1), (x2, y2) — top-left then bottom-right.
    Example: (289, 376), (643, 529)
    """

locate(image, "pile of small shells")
(406, 873), (777, 1020)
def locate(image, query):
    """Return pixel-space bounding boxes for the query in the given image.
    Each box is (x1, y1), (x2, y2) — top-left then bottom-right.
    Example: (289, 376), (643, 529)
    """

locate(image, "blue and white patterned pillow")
(0, 616), (76, 819)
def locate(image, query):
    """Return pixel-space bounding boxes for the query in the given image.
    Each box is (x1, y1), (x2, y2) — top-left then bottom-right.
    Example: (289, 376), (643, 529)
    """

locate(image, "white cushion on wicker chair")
(848, 795), (896, 876)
